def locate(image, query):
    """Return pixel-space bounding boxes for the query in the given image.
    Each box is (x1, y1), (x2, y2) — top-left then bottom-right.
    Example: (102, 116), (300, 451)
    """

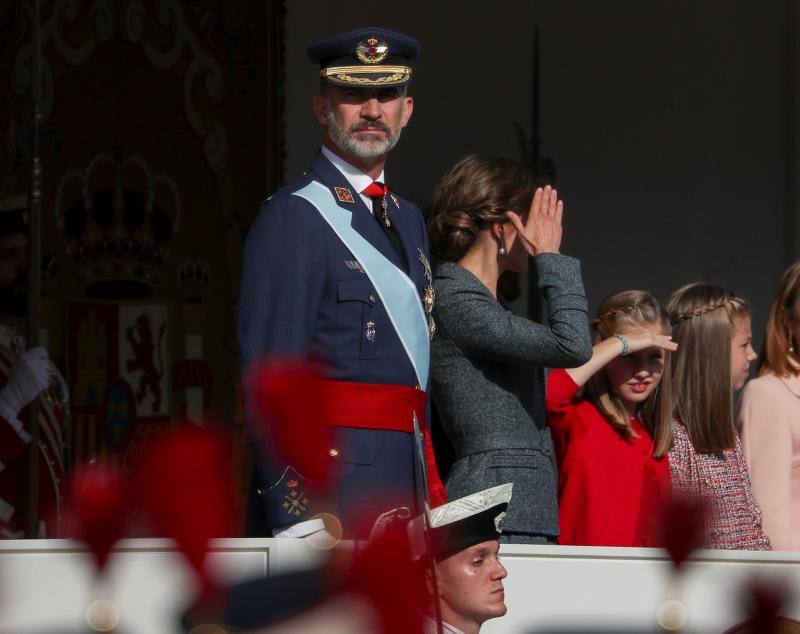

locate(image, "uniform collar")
(321, 145), (385, 193)
(423, 616), (465, 634)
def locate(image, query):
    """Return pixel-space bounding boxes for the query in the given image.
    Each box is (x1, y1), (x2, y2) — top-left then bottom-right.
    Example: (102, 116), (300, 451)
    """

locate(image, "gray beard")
(326, 111), (402, 160)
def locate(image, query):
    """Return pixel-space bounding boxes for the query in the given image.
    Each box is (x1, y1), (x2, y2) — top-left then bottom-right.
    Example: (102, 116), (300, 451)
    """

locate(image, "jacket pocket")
(486, 451), (558, 536)
(335, 279), (376, 359)
(487, 454), (545, 469)
(329, 428), (377, 481)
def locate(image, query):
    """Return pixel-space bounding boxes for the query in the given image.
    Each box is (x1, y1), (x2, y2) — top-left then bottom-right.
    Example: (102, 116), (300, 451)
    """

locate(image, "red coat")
(0, 343), (66, 539)
(546, 369), (671, 547)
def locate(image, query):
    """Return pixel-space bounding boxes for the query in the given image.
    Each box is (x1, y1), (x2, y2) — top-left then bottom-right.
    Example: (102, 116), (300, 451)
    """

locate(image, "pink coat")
(740, 372), (800, 550)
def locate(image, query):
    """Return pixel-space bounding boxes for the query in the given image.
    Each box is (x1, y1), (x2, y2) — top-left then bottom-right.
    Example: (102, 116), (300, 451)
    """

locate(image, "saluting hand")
(618, 328), (678, 355)
(566, 328), (677, 388)
(505, 185), (564, 256)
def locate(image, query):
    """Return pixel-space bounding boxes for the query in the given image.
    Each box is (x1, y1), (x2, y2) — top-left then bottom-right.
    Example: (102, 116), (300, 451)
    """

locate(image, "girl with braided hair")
(546, 290), (676, 546)
(667, 283), (770, 550)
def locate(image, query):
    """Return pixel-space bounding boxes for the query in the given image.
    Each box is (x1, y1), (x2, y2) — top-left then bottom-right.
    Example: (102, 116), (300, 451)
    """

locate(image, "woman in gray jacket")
(427, 155), (592, 544)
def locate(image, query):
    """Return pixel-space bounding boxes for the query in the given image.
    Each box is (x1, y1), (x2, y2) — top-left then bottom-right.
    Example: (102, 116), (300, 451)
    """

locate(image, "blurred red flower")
(133, 424), (236, 589)
(661, 497), (708, 569)
(345, 509), (426, 634)
(245, 359), (333, 488)
(63, 461), (127, 574)
(741, 577), (790, 634)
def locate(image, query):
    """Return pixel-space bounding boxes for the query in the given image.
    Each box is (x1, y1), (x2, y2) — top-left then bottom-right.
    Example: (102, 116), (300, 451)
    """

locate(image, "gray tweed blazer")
(431, 254), (591, 537)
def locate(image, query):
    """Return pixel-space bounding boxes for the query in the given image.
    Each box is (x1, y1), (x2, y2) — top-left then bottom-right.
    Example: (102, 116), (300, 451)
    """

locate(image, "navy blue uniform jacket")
(239, 151), (431, 536)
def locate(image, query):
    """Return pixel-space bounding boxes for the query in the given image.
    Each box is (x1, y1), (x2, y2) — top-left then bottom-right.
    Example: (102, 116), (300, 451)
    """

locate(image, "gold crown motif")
(177, 255), (211, 303)
(55, 154), (181, 298)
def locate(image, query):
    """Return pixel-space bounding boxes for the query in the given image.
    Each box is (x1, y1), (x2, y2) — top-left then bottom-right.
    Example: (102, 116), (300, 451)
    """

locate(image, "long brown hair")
(427, 155), (533, 262)
(584, 290), (673, 458)
(758, 261), (800, 378)
(667, 283), (750, 453)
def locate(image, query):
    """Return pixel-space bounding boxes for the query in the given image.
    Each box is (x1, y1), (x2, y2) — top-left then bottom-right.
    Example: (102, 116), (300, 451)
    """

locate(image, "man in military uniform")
(238, 27), (444, 540)
(0, 195), (67, 538)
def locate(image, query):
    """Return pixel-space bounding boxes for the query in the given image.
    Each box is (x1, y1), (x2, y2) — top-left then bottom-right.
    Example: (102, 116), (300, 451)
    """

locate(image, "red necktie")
(362, 181), (388, 198)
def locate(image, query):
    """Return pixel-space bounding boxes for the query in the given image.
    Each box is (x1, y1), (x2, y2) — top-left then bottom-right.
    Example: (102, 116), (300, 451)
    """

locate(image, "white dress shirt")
(321, 145), (385, 212)
(423, 616), (465, 633)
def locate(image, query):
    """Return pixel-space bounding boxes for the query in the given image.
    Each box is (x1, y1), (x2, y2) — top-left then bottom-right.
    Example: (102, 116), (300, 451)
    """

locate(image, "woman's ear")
(491, 221), (504, 241)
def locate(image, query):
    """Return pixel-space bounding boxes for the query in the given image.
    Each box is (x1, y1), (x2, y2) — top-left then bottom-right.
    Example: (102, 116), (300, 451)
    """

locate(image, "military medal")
(418, 249), (436, 338)
(365, 320), (376, 343)
(344, 260), (365, 273)
(380, 195), (391, 228)
(362, 181), (391, 226)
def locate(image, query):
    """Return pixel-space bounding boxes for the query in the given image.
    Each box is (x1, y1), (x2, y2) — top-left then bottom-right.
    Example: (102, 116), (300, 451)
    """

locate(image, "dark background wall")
(284, 0), (795, 343)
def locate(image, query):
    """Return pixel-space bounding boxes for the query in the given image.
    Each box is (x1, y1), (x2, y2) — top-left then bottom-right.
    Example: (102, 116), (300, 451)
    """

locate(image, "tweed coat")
(669, 420), (770, 550)
(431, 256), (592, 538)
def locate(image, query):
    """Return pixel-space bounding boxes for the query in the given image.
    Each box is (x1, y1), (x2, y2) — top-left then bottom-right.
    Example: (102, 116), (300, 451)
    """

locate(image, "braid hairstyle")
(666, 282), (750, 453)
(584, 290), (673, 458)
(427, 155), (534, 263)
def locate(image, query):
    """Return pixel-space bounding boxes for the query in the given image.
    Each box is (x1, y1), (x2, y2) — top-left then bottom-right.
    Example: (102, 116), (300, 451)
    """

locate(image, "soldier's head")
(308, 28), (418, 167)
(0, 196), (28, 316)
(0, 196), (28, 288)
(436, 537), (508, 631)
(412, 483), (513, 633)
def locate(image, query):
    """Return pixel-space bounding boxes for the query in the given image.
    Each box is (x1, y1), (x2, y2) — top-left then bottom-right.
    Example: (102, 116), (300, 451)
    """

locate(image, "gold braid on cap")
(670, 298), (736, 325)
(321, 65), (412, 85)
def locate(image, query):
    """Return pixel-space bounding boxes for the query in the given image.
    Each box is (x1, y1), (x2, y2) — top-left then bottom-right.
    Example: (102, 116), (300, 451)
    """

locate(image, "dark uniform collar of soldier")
(308, 26), (421, 88)
(424, 483), (513, 561)
(181, 566), (334, 632)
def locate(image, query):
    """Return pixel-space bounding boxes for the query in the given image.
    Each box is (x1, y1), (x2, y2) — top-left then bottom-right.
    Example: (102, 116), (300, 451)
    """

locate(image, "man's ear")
(400, 96), (414, 128)
(313, 95), (329, 125)
(424, 565), (443, 598)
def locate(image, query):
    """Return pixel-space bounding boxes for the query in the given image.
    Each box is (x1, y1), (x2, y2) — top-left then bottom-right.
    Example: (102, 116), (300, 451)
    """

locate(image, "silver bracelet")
(614, 333), (630, 357)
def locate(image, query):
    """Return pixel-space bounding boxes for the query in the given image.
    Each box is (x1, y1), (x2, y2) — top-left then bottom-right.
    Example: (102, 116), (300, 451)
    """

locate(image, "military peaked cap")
(308, 27), (420, 88)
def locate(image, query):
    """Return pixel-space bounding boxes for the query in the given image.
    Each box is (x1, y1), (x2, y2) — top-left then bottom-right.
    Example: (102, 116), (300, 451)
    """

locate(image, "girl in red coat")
(546, 290), (676, 546)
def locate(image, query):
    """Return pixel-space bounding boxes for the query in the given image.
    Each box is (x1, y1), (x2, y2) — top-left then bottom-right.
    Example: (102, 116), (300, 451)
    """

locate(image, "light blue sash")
(293, 181), (430, 387)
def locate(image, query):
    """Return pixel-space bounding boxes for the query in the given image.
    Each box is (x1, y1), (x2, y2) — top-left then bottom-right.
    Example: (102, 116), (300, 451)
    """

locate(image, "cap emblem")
(494, 511), (506, 533)
(356, 38), (389, 64)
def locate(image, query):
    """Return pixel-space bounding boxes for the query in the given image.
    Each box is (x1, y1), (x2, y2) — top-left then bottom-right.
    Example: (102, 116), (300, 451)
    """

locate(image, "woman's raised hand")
(505, 185), (564, 256)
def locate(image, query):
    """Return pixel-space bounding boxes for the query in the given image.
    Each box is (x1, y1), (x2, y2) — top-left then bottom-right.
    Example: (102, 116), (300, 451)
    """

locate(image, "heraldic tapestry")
(0, 0), (283, 532)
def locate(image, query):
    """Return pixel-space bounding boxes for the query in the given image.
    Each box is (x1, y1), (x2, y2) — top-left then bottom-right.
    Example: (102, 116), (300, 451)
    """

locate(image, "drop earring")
(789, 328), (795, 354)
(498, 229), (506, 256)
(498, 244), (506, 256)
